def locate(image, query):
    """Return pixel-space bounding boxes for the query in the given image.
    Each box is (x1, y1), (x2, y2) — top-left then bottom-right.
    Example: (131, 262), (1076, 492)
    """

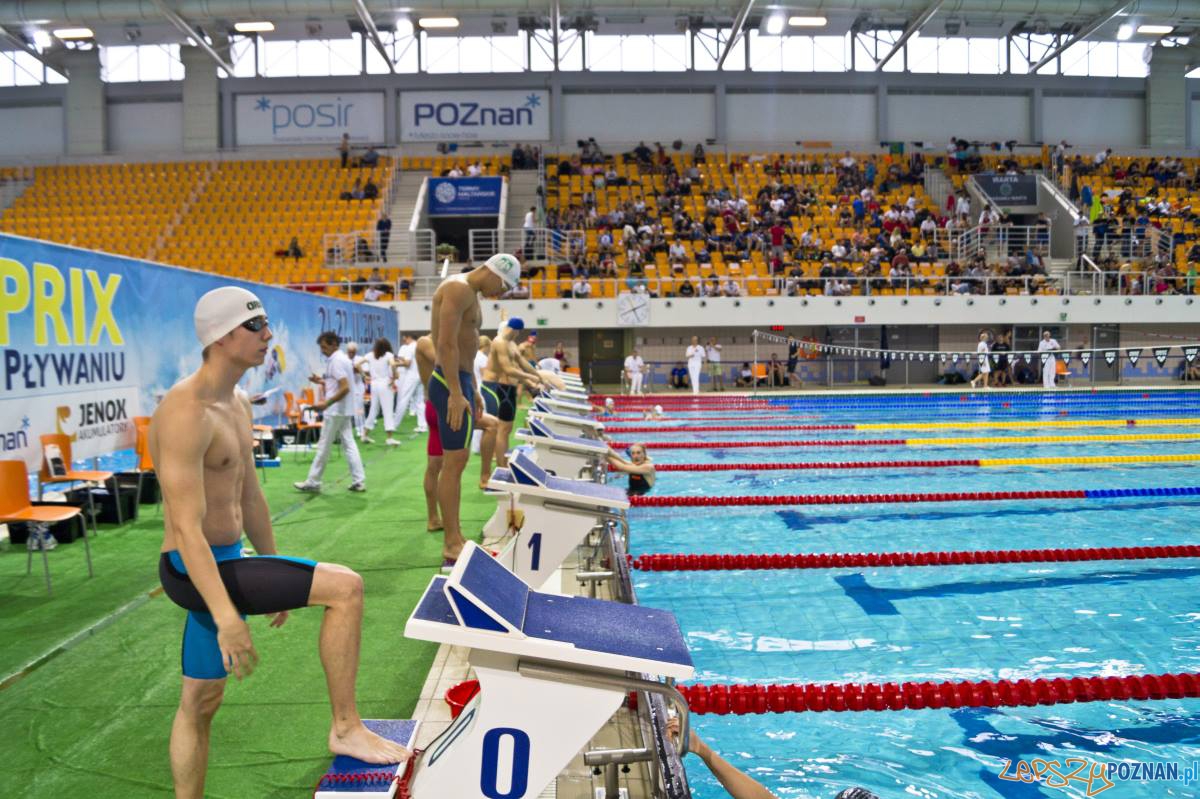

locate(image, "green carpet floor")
(0, 413), (507, 798)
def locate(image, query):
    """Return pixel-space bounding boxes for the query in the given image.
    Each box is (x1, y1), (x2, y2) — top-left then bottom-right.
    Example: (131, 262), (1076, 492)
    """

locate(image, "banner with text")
(975, 174), (1039, 207)
(428, 177), (504, 216)
(0, 234), (397, 469)
(400, 89), (550, 142)
(235, 91), (385, 146)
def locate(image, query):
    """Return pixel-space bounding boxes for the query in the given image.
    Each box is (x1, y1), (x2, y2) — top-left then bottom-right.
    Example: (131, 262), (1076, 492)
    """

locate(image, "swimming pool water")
(628, 391), (1200, 799)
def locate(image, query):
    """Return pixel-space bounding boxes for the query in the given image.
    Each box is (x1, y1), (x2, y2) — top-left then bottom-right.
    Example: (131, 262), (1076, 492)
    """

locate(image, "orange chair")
(1, 459), (93, 595)
(38, 433), (120, 530)
(284, 391), (322, 452)
(131, 416), (160, 513)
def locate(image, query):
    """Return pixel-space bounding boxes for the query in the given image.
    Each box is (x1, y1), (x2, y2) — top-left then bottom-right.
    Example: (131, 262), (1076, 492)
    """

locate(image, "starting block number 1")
(480, 727), (531, 799)
(526, 533), (542, 572)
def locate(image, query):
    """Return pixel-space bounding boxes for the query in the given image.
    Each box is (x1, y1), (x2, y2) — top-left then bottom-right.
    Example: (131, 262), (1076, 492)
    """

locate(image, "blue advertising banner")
(0, 234), (397, 468)
(428, 177), (503, 216)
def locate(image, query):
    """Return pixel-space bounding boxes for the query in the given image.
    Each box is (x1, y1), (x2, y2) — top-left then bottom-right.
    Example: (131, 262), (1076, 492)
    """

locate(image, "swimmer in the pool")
(153, 287), (409, 799)
(606, 442), (656, 496)
(667, 718), (879, 799)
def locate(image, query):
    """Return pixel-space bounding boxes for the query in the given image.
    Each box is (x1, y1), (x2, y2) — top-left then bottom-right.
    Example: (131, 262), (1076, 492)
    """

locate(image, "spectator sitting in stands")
(360, 146), (380, 167)
(503, 281), (530, 300)
(736, 362), (755, 388)
(355, 237), (374, 262)
(363, 178), (379, 200)
(723, 276), (742, 297)
(363, 284), (384, 302)
(286, 237), (303, 261)
(341, 178), (365, 200)
(677, 279), (697, 298)
(447, 164), (464, 177)
(700, 276), (720, 297)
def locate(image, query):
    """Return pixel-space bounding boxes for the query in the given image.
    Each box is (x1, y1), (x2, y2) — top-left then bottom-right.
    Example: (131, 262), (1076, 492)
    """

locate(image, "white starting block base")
(482, 451), (628, 590)
(528, 409), (604, 441)
(515, 418), (609, 480)
(404, 542), (692, 799)
(313, 719), (420, 798)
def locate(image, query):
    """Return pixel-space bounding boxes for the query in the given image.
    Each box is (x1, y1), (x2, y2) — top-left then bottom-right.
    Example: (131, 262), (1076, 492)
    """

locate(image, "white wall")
(0, 105), (65, 157)
(561, 93), (714, 144)
(888, 94), (1029, 142)
(107, 101), (184, 153)
(1044, 95), (1144, 147)
(726, 92), (876, 142)
(1192, 95), (1200, 148)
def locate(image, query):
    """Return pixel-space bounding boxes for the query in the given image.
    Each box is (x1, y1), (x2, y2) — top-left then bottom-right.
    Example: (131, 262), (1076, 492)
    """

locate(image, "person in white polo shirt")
(294, 332), (366, 493)
(624, 348), (646, 395)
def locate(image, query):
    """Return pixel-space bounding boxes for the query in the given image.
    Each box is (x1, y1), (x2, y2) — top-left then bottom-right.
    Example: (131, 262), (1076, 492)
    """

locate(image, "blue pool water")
(628, 391), (1200, 798)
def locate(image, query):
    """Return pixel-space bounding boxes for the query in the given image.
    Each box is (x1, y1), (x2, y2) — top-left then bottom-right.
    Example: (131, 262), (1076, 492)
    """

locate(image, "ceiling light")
(766, 15), (785, 35)
(53, 27), (94, 39)
(1116, 24), (1133, 40)
(1137, 24), (1174, 35)
(235, 21), (275, 33)
(419, 17), (460, 29)
(788, 16), (827, 27)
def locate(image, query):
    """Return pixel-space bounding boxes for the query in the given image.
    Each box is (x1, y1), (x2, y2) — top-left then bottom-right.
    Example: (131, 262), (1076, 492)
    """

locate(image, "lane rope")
(632, 544), (1200, 571)
(642, 454), (1200, 472)
(678, 672), (1200, 715)
(603, 418), (1200, 434)
(629, 486), (1200, 507)
(610, 433), (1200, 450)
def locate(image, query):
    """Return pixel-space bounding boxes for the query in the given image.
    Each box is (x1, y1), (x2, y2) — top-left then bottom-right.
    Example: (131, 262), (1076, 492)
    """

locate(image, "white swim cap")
(484, 253), (521, 290)
(194, 286), (266, 348)
(605, 397), (614, 406)
(654, 405), (663, 414)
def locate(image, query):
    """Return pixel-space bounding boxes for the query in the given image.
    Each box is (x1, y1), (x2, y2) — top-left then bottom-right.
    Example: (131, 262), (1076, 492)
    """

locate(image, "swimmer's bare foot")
(427, 519), (443, 532)
(442, 543), (464, 564)
(479, 479), (490, 490)
(329, 723), (412, 765)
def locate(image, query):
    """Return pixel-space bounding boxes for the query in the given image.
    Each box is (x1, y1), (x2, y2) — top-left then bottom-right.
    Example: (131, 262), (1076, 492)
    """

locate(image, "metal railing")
(952, 224), (1051, 262)
(468, 227), (586, 264)
(1074, 230), (1171, 266)
(1063, 269), (1199, 296)
(321, 228), (436, 267)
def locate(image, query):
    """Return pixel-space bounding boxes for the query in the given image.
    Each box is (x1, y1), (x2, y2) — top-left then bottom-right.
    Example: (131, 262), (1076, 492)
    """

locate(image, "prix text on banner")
(399, 90), (550, 142)
(235, 92), (385, 146)
(0, 234), (397, 469)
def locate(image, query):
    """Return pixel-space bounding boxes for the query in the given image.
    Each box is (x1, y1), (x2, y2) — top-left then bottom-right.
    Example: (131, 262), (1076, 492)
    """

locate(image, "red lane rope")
(631, 489), (1088, 507)
(678, 672), (1200, 715)
(608, 438), (908, 449)
(632, 545), (1200, 571)
(604, 424), (857, 433)
(638, 459), (982, 472)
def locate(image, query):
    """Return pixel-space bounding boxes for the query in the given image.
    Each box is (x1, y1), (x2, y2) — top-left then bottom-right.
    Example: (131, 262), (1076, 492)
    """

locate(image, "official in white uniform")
(394, 332), (428, 432)
(969, 332), (991, 390)
(1038, 330), (1061, 389)
(294, 332), (366, 492)
(346, 341), (367, 440)
(624, 349), (646, 395)
(685, 335), (705, 395)
(363, 337), (399, 446)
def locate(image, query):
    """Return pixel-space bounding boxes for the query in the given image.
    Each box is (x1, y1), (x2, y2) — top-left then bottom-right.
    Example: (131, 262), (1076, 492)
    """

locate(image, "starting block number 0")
(480, 727), (531, 798)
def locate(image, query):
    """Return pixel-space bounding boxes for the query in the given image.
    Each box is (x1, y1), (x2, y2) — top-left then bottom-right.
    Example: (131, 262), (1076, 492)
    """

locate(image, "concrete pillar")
(63, 49), (104, 155)
(550, 80), (564, 146)
(1030, 87), (1043, 143)
(180, 45), (220, 151)
(713, 83), (726, 143)
(876, 82), (888, 142)
(1145, 45), (1189, 148)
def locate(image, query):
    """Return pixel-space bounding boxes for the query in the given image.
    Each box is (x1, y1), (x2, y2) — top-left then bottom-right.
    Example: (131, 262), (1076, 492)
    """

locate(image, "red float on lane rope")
(632, 545), (1200, 571)
(677, 672), (1200, 715)
(607, 438), (908, 450)
(603, 424), (858, 433)
(626, 459), (983, 472)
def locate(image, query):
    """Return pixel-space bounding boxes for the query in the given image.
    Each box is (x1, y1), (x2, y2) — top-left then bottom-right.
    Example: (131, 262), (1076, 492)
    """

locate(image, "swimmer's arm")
(154, 406), (240, 625)
(435, 286), (468, 396)
(689, 737), (778, 799)
(238, 396), (276, 557)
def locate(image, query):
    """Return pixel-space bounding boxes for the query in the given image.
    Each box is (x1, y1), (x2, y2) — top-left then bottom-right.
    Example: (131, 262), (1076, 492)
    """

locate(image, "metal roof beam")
(1027, 0), (1132, 74)
(150, 0), (234, 74)
(0, 24), (67, 76)
(716, 0), (754, 70)
(875, 0), (945, 71)
(352, 0), (394, 74)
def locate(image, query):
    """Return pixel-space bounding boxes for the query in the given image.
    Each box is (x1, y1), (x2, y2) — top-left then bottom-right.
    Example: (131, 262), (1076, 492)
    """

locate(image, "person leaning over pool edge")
(607, 442), (656, 496)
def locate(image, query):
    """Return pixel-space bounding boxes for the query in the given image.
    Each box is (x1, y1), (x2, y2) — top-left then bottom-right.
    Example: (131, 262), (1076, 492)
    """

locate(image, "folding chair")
(1, 460), (93, 595)
(38, 433), (117, 534)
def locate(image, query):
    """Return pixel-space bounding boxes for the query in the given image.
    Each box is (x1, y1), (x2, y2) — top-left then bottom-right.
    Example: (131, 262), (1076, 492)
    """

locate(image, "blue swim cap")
(506, 317), (525, 330)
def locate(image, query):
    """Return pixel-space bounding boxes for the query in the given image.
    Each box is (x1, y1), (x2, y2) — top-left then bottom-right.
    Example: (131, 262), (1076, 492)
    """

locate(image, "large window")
(258, 37), (361, 77)
(0, 49), (66, 86)
(100, 45), (184, 82)
(588, 35), (687, 71)
(425, 35), (524, 73)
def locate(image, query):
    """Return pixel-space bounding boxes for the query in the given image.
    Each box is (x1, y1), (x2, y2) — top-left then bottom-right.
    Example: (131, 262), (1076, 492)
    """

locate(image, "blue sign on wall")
(428, 177), (503, 216)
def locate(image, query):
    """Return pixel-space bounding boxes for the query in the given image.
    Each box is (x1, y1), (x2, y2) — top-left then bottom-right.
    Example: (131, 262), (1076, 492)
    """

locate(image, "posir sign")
(235, 92), (385, 146)
(400, 90), (550, 142)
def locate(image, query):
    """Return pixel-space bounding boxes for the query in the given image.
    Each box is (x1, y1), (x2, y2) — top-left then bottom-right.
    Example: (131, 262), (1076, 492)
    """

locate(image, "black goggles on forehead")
(241, 316), (269, 332)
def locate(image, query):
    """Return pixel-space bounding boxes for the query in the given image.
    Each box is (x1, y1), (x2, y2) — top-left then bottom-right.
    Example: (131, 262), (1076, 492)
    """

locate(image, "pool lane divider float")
(609, 433), (1200, 450)
(603, 418), (1200, 434)
(645, 454), (1200, 472)
(677, 672), (1200, 715)
(629, 486), (1200, 507)
(632, 544), (1200, 571)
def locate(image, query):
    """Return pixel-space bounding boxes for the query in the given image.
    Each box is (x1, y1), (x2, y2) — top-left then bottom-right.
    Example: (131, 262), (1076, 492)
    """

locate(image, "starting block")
(547, 387), (590, 404)
(403, 542), (693, 799)
(483, 450), (628, 590)
(528, 406), (604, 440)
(535, 394), (594, 416)
(515, 418), (610, 479)
(314, 719), (421, 798)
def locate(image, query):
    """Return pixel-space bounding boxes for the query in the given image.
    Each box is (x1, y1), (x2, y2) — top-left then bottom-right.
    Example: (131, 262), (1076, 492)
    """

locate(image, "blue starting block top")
(406, 543), (693, 680)
(314, 719), (419, 797)
(489, 451), (628, 506)
(532, 399), (594, 419)
(523, 418), (608, 453)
